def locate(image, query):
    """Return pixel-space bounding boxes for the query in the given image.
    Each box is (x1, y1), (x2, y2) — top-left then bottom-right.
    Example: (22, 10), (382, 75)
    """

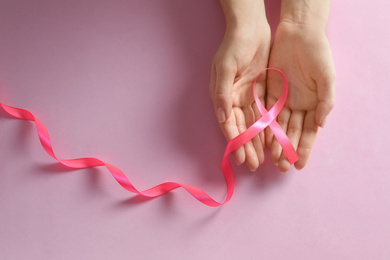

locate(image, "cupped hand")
(266, 21), (336, 172)
(210, 23), (271, 171)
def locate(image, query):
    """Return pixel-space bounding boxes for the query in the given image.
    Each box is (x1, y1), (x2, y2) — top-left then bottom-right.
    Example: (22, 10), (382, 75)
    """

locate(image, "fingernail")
(217, 107), (226, 123)
(320, 116), (328, 128)
(250, 168), (256, 172)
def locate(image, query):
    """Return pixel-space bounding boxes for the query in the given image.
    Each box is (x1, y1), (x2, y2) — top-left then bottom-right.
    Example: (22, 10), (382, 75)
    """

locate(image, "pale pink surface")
(0, 0), (389, 259)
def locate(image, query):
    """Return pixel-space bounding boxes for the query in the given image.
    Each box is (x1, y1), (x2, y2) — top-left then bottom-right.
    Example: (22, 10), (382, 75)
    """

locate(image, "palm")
(232, 48), (268, 108)
(266, 23), (335, 172)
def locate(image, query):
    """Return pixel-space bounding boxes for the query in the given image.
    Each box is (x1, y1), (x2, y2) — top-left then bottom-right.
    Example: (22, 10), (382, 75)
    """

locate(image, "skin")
(210, 0), (335, 172)
(209, 0), (271, 171)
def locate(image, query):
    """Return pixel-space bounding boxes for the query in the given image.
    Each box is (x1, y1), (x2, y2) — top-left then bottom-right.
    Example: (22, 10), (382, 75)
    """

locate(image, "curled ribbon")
(0, 68), (298, 207)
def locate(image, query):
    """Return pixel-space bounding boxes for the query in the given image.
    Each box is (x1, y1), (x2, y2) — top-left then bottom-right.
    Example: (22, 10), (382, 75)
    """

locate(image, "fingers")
(236, 107), (259, 171)
(315, 74), (335, 127)
(244, 105), (265, 171)
(253, 73), (266, 150)
(210, 63), (236, 123)
(294, 110), (319, 170)
(219, 109), (245, 165)
(270, 107), (291, 165)
(278, 111), (305, 173)
(252, 102), (265, 164)
(211, 63), (246, 165)
(265, 96), (277, 149)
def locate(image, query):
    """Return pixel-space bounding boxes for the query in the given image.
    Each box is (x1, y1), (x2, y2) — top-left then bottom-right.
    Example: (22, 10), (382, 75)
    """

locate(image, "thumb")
(315, 74), (335, 127)
(212, 64), (236, 123)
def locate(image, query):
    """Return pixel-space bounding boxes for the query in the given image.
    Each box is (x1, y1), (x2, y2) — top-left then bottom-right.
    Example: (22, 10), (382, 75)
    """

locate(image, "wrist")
(280, 0), (331, 31)
(220, 0), (269, 35)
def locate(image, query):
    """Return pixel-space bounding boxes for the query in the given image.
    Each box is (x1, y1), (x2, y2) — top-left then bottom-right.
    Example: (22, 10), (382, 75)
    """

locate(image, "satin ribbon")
(0, 68), (298, 207)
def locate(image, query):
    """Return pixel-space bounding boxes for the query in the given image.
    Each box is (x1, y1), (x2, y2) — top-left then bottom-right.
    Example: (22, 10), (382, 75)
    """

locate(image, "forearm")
(219, 0), (268, 34)
(280, 0), (331, 30)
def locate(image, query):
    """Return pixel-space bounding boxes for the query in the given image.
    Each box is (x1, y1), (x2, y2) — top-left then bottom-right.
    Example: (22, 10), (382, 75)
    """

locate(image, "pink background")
(0, 0), (389, 259)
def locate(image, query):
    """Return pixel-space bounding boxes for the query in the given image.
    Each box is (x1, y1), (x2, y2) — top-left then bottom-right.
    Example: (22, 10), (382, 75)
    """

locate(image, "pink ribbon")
(0, 68), (298, 207)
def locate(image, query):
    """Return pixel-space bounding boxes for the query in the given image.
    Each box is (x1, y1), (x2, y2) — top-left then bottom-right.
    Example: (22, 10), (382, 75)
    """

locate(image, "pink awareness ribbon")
(0, 68), (298, 207)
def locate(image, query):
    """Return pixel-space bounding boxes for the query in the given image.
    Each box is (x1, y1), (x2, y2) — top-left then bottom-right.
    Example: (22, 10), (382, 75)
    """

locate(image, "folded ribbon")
(0, 68), (298, 207)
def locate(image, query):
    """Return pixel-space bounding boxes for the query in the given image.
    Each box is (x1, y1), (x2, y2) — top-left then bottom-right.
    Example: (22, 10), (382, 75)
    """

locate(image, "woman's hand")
(210, 0), (271, 171)
(266, 18), (335, 172)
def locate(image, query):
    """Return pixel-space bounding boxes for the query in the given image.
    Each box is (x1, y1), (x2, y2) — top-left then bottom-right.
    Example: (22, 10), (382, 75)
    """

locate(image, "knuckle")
(328, 100), (335, 110)
(278, 118), (289, 126)
(288, 126), (302, 135)
(216, 60), (235, 74)
(213, 92), (229, 104)
(322, 70), (336, 86)
(323, 99), (335, 110)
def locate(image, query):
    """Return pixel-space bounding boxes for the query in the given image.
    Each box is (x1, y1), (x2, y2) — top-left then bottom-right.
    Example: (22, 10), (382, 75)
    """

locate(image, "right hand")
(209, 1), (271, 171)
